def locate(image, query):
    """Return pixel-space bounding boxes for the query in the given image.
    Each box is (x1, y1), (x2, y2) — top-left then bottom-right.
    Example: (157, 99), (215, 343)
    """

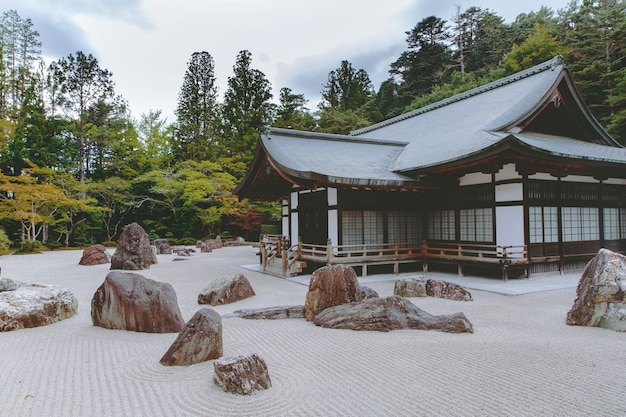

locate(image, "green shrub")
(260, 224), (280, 236)
(45, 240), (62, 250)
(21, 239), (43, 253)
(102, 241), (117, 247)
(177, 237), (198, 246)
(0, 228), (11, 251)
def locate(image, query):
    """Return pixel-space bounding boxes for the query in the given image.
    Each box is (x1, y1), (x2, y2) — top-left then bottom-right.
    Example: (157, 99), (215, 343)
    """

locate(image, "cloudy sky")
(4, 0), (571, 122)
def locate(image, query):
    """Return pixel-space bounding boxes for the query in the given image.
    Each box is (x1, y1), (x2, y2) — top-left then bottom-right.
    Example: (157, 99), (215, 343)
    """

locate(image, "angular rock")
(0, 284), (78, 331)
(110, 223), (158, 270)
(360, 285), (379, 299)
(154, 238), (172, 255)
(393, 276), (427, 297)
(91, 271), (185, 333)
(233, 305), (305, 320)
(198, 273), (255, 306)
(304, 264), (362, 321)
(173, 247), (194, 256)
(160, 308), (223, 366)
(0, 277), (22, 292)
(313, 295), (473, 333)
(200, 242), (213, 253)
(566, 248), (626, 332)
(213, 353), (272, 395)
(79, 244), (111, 266)
(426, 279), (473, 301)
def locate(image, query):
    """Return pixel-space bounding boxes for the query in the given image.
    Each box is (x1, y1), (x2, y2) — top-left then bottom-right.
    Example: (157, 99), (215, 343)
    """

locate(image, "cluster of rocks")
(197, 236), (223, 253)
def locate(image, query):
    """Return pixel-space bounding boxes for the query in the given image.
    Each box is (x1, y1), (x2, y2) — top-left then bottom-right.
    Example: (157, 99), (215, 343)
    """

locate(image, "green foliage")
(0, 228), (11, 251)
(501, 24), (569, 74)
(20, 239), (42, 253)
(316, 107), (372, 134)
(320, 61), (373, 111)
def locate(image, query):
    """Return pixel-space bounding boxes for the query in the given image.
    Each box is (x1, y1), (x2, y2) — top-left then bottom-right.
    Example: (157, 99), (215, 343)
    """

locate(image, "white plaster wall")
(496, 206), (525, 256)
(290, 192), (298, 210)
(459, 172), (491, 186)
(290, 212), (299, 244)
(528, 173), (554, 181)
(281, 216), (289, 237)
(561, 175), (599, 183)
(328, 209), (338, 251)
(495, 183), (523, 203)
(327, 187), (338, 206)
(495, 163), (521, 182)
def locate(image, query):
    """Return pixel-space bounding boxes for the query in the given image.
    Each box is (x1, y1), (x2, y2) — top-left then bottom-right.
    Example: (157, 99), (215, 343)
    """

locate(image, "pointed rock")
(160, 308), (222, 366)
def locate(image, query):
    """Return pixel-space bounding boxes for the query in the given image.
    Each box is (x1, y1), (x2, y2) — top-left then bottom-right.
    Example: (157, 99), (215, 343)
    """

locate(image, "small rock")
(360, 285), (379, 299)
(154, 239), (172, 255)
(233, 305), (305, 319)
(198, 273), (255, 306)
(0, 277), (22, 292)
(213, 353), (272, 395)
(79, 244), (111, 266)
(426, 279), (473, 301)
(394, 276), (427, 297)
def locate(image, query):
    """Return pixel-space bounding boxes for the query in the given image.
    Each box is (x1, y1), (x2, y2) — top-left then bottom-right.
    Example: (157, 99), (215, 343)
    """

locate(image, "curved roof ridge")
(351, 56), (565, 136)
(264, 126), (408, 146)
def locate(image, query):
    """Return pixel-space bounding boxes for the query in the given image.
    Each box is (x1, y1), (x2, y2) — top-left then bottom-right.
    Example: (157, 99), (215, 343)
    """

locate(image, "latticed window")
(529, 206), (558, 243)
(603, 208), (626, 240)
(341, 210), (383, 246)
(459, 208), (493, 242)
(427, 210), (455, 241)
(561, 207), (599, 242)
(387, 211), (422, 244)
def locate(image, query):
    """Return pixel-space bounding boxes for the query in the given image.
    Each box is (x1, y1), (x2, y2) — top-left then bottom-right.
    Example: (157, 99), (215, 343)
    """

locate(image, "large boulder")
(91, 271), (185, 333)
(314, 295), (473, 333)
(304, 264), (362, 321)
(79, 244), (111, 266)
(213, 353), (272, 395)
(0, 283), (78, 331)
(566, 248), (626, 332)
(160, 308), (223, 366)
(110, 223), (158, 270)
(198, 273), (255, 306)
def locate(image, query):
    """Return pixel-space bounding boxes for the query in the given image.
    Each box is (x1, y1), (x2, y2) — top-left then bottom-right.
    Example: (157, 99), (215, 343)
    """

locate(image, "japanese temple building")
(235, 56), (626, 279)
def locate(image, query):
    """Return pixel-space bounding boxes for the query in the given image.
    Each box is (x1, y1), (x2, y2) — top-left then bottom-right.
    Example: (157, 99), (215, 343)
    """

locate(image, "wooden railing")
(259, 235), (528, 281)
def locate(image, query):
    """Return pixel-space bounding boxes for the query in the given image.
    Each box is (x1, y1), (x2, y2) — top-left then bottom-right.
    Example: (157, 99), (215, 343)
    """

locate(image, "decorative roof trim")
(350, 56), (565, 136)
(264, 126), (408, 147)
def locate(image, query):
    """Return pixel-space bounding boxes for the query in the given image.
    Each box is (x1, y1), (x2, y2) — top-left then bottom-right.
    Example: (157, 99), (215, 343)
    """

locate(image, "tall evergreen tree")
(222, 50), (275, 163)
(320, 60), (373, 111)
(390, 16), (452, 108)
(273, 87), (316, 130)
(48, 51), (116, 183)
(174, 51), (219, 162)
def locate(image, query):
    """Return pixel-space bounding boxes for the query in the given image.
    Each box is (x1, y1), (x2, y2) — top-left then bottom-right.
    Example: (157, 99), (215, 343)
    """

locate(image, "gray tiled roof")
(262, 128), (418, 185)
(258, 57), (625, 187)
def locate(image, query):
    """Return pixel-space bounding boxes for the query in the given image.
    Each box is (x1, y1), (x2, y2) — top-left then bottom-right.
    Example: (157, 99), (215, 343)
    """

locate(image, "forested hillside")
(0, 1), (624, 249)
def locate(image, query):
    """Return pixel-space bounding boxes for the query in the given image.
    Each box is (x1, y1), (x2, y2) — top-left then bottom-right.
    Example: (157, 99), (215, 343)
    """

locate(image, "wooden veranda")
(259, 235), (528, 281)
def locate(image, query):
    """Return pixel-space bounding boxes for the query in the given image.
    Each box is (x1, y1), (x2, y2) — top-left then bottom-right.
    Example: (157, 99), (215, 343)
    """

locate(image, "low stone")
(200, 242), (212, 253)
(566, 248), (626, 332)
(304, 264), (362, 321)
(110, 223), (158, 270)
(426, 279), (473, 301)
(198, 273), (255, 306)
(154, 239), (172, 255)
(233, 305), (305, 320)
(313, 295), (474, 333)
(91, 271), (185, 333)
(0, 284), (78, 331)
(360, 285), (379, 299)
(173, 247), (194, 256)
(213, 353), (272, 395)
(0, 277), (22, 292)
(393, 276), (427, 297)
(160, 308), (223, 366)
(79, 244), (111, 266)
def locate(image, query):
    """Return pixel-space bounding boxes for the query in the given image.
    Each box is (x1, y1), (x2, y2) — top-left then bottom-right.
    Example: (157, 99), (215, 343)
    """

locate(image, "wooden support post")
(457, 263), (463, 277)
(326, 238), (332, 264)
(282, 247), (288, 276)
(261, 245), (267, 271)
